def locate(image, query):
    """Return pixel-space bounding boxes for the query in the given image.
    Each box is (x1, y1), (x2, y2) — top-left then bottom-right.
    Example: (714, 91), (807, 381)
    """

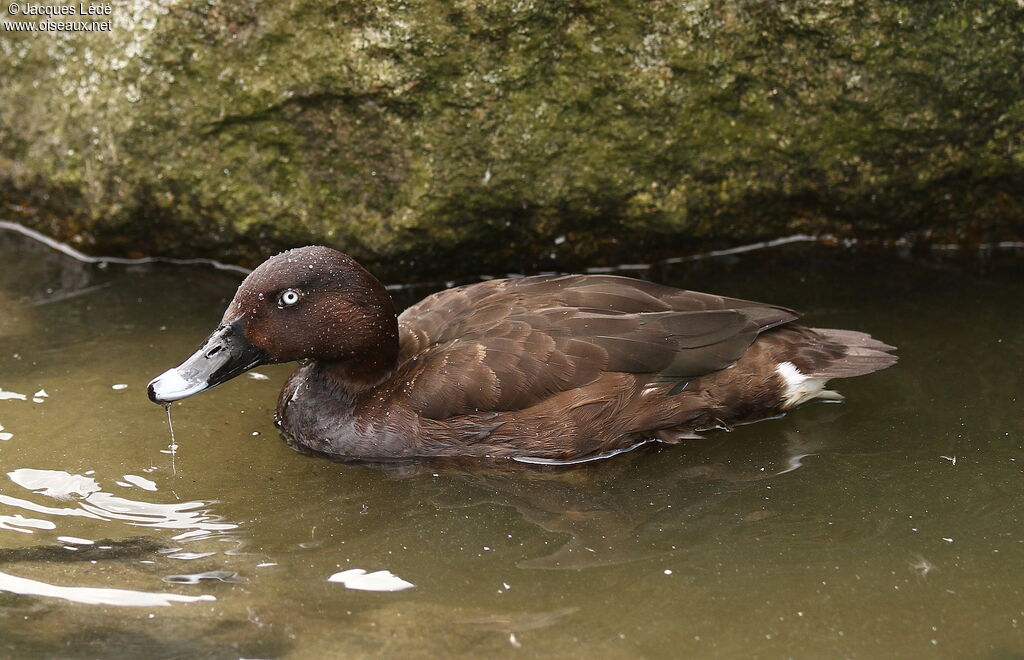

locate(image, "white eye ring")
(278, 289), (301, 308)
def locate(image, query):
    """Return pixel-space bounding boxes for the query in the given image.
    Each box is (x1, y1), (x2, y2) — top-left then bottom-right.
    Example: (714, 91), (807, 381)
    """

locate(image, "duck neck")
(315, 320), (399, 394)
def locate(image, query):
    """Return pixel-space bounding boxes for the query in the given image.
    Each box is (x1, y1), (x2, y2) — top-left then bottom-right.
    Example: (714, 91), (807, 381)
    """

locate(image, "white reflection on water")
(328, 569), (415, 592)
(56, 535), (94, 545)
(0, 514), (55, 534)
(0, 571), (215, 607)
(2, 469), (237, 537)
(164, 551), (216, 560)
(163, 570), (241, 584)
(9, 469), (100, 499)
(121, 474), (158, 491)
(0, 494), (102, 520)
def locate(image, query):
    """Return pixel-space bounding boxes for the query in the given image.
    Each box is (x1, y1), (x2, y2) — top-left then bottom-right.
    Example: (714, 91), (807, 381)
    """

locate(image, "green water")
(0, 228), (1021, 659)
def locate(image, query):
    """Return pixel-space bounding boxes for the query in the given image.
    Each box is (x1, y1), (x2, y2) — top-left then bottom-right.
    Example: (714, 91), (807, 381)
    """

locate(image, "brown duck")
(148, 246), (896, 463)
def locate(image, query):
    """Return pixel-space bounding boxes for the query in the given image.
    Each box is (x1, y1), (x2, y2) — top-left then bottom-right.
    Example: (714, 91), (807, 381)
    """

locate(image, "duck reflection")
(288, 404), (856, 571)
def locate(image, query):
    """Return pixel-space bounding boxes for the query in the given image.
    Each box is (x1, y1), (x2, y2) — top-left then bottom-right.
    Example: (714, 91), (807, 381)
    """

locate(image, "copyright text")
(4, 3), (113, 31)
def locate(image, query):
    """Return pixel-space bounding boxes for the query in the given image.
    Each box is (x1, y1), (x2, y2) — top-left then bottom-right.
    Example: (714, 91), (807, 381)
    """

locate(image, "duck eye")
(277, 289), (301, 308)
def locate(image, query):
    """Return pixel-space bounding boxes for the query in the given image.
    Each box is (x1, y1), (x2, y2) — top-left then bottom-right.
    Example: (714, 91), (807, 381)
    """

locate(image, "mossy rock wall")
(2, 0), (1022, 279)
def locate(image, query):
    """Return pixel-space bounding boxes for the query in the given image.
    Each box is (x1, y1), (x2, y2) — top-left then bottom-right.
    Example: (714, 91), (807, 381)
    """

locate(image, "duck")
(147, 246), (896, 462)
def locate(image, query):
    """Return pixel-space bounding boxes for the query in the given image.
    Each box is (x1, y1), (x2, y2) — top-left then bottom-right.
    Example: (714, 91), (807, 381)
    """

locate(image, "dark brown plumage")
(148, 246), (897, 462)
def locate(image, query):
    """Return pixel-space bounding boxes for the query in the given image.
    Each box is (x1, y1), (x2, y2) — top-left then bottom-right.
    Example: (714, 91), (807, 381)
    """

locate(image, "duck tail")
(806, 328), (898, 379)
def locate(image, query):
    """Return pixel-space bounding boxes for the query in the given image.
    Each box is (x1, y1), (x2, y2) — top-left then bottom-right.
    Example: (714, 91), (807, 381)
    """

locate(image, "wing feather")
(395, 275), (798, 419)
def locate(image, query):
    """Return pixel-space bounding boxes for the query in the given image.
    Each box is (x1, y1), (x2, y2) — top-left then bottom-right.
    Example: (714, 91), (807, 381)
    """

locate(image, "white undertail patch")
(775, 361), (840, 408)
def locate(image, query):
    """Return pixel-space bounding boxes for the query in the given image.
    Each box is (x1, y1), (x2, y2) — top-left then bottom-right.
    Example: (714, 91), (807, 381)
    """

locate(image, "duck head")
(147, 246), (398, 404)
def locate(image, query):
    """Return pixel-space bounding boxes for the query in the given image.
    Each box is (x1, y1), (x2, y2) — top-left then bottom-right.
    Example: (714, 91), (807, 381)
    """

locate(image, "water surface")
(0, 228), (1022, 658)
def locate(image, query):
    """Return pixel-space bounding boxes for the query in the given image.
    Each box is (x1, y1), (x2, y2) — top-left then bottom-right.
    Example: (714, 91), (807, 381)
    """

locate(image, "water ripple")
(0, 571), (215, 607)
(1, 468), (238, 540)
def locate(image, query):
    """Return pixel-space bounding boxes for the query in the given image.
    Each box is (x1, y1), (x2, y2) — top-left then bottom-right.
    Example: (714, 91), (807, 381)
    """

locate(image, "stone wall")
(2, 1), (1021, 279)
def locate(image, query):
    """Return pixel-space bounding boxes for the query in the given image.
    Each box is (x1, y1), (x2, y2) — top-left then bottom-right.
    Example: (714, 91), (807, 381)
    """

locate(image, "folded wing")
(395, 275), (797, 419)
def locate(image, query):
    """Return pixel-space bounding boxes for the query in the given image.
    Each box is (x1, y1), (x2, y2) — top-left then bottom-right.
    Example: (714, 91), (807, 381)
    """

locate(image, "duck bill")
(147, 320), (265, 404)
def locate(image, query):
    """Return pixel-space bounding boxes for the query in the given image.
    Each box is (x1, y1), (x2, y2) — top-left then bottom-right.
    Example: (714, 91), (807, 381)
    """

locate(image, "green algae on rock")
(1, 1), (1022, 280)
